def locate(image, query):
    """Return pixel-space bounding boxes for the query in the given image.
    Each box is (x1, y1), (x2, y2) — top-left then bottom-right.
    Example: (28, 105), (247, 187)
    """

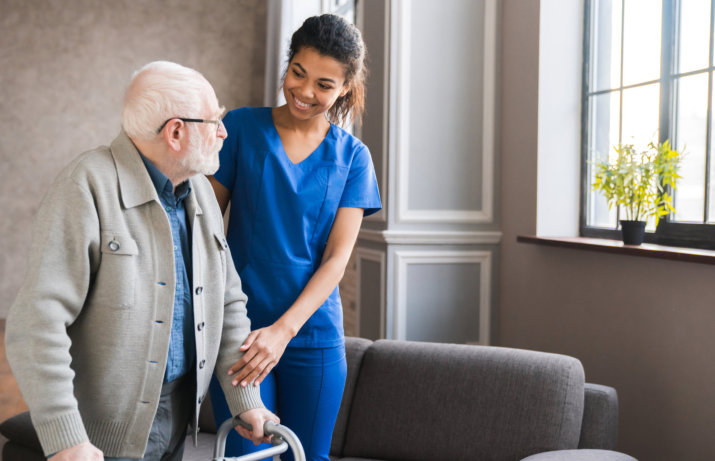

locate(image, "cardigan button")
(195, 286), (203, 295)
(197, 322), (205, 331)
(199, 359), (206, 369)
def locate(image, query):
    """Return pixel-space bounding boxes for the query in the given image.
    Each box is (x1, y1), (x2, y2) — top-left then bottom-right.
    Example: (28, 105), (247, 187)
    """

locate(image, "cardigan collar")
(109, 131), (203, 216)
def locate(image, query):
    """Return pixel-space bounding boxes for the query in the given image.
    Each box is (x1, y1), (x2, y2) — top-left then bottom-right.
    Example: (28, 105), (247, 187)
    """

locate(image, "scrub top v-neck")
(214, 107), (381, 348)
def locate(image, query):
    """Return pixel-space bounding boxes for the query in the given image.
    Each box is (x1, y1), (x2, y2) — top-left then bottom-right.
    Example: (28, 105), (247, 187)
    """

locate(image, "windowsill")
(517, 235), (715, 265)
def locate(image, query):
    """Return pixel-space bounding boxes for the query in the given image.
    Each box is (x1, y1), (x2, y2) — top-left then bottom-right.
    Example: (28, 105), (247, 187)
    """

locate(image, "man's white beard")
(181, 130), (221, 176)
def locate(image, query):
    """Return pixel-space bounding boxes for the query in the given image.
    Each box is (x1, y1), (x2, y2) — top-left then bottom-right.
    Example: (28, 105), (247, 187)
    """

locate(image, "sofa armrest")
(0, 412), (41, 452)
(521, 449), (637, 460)
(330, 337), (373, 457)
(579, 383), (619, 449)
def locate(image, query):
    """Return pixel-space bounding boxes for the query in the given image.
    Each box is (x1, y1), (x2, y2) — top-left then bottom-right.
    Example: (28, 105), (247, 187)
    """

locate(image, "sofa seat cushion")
(342, 340), (585, 461)
(521, 449), (637, 460)
(333, 458), (386, 461)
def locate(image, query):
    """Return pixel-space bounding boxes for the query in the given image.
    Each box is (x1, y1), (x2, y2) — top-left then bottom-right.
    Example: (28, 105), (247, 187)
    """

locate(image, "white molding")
(481, 0), (497, 222)
(393, 250), (492, 345)
(393, 0), (497, 225)
(393, 0), (412, 224)
(355, 247), (386, 338)
(263, 0), (283, 107)
(359, 229), (502, 245)
(364, 0), (390, 224)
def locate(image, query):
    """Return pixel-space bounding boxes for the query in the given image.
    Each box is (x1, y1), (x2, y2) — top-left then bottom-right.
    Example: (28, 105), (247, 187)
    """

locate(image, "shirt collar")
(139, 153), (192, 203)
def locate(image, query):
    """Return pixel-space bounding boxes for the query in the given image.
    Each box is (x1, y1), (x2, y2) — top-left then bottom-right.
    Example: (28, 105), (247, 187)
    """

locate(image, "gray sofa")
(0, 337), (637, 461)
(328, 337), (636, 461)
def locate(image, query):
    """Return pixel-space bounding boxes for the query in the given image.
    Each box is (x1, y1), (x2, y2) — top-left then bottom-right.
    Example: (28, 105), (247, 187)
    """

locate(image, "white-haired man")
(5, 61), (278, 460)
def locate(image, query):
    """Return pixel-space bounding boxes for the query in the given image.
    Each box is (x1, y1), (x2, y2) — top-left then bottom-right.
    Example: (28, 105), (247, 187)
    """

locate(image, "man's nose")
(217, 119), (227, 139)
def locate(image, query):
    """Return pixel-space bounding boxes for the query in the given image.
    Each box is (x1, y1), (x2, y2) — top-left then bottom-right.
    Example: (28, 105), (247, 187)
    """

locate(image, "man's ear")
(161, 119), (185, 152)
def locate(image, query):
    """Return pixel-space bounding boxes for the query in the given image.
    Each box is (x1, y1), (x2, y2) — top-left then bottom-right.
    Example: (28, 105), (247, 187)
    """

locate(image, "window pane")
(622, 0), (662, 86)
(591, 0), (623, 92)
(620, 83), (659, 229)
(708, 71), (715, 223)
(674, 73), (708, 222)
(678, 0), (711, 74)
(587, 91), (620, 228)
(621, 83), (660, 149)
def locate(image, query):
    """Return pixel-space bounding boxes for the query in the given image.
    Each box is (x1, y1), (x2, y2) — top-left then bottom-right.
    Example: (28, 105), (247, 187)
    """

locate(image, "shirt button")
(199, 360), (206, 369)
(166, 206), (172, 212)
(195, 286), (203, 295)
(108, 240), (120, 251)
(173, 245), (178, 251)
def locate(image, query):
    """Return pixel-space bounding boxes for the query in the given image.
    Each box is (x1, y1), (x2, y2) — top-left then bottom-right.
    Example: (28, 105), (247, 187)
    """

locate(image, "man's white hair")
(122, 61), (210, 141)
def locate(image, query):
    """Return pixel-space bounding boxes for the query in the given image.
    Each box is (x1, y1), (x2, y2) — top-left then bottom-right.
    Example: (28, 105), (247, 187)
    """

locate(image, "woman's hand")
(228, 323), (293, 387)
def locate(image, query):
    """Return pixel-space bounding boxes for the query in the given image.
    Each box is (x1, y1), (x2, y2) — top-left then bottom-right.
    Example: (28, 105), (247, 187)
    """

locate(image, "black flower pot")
(620, 220), (646, 245)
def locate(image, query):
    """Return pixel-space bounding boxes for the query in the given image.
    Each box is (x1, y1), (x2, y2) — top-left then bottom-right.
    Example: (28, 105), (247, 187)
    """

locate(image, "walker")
(212, 416), (306, 461)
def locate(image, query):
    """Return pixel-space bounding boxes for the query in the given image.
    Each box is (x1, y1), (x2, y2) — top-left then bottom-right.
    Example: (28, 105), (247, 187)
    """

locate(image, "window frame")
(580, 0), (715, 250)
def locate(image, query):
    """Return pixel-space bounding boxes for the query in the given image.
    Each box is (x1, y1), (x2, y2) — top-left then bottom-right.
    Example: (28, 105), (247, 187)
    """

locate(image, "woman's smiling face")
(282, 46), (349, 122)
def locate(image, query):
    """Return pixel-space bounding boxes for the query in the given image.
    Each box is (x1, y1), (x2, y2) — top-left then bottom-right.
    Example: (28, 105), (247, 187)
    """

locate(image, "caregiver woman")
(207, 14), (381, 461)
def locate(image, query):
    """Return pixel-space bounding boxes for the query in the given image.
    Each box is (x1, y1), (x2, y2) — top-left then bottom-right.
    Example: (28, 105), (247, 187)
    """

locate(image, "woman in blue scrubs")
(207, 14), (381, 461)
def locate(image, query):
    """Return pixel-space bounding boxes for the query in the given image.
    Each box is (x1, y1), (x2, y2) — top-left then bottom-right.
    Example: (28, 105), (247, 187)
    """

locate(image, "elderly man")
(5, 61), (277, 460)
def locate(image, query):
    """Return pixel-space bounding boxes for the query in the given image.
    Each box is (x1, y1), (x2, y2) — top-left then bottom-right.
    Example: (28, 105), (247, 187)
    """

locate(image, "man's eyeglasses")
(156, 117), (222, 135)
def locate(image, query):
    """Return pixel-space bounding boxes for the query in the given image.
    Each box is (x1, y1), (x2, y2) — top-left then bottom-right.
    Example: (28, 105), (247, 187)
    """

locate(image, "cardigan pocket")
(88, 231), (138, 309)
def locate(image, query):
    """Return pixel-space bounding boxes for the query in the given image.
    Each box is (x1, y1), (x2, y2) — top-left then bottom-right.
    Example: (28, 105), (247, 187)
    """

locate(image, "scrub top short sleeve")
(339, 145), (381, 216)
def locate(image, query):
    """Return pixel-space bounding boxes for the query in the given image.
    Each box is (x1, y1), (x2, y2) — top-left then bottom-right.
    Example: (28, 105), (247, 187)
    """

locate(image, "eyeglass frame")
(155, 117), (222, 135)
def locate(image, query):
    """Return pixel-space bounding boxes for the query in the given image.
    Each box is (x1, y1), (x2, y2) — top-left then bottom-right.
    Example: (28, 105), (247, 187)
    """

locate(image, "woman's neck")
(272, 104), (330, 135)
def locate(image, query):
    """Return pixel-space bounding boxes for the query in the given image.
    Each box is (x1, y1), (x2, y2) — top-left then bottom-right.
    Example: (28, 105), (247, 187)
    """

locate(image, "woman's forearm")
(276, 254), (351, 337)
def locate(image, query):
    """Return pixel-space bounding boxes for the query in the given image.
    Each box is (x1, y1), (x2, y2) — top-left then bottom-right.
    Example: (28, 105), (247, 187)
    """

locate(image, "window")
(582, 0), (715, 249)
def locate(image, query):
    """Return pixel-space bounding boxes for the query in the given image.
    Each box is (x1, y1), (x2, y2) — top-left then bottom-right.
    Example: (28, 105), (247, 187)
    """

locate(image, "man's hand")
(235, 408), (280, 446)
(49, 442), (103, 460)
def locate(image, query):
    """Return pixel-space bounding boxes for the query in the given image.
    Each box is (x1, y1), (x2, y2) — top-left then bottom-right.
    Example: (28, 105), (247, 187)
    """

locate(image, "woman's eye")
(292, 69), (303, 78)
(318, 83), (332, 90)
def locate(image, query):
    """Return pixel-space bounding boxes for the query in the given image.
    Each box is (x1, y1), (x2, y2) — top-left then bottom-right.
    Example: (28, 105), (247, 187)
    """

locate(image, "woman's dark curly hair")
(286, 14), (367, 126)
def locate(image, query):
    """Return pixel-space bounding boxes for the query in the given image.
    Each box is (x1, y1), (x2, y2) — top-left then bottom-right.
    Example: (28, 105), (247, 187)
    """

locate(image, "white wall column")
(355, 0), (501, 344)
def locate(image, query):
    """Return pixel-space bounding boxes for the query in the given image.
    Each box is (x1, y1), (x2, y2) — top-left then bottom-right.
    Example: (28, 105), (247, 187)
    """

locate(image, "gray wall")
(500, 1), (715, 460)
(0, 0), (267, 318)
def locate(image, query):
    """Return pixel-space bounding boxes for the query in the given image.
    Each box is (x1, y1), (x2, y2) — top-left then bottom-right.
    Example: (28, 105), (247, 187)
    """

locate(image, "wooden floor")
(0, 319), (28, 423)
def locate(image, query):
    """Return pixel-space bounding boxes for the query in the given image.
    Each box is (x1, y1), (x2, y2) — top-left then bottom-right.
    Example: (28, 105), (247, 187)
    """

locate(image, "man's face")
(180, 93), (226, 176)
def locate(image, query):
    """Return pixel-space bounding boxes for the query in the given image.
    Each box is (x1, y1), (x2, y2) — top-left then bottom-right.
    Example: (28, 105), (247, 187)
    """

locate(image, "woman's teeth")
(294, 96), (310, 109)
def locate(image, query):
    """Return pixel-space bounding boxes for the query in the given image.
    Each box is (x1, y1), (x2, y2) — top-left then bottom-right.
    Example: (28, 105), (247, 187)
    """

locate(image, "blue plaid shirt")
(140, 154), (195, 382)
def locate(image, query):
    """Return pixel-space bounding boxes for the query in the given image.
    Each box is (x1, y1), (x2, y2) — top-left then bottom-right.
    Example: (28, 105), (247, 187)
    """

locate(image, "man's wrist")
(34, 411), (89, 457)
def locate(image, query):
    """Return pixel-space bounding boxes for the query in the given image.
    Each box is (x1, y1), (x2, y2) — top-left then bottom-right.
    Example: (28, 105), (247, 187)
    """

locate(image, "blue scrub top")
(214, 107), (381, 347)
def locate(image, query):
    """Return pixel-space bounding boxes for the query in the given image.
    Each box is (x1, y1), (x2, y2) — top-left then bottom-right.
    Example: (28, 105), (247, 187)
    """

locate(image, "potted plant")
(591, 140), (682, 245)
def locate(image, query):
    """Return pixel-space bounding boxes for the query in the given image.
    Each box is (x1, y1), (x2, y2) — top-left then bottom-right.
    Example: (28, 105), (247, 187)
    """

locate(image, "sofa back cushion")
(342, 340), (585, 461)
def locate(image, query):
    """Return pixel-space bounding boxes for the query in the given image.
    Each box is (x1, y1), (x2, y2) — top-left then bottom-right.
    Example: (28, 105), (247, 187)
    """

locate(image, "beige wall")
(0, 0), (266, 318)
(500, 1), (715, 460)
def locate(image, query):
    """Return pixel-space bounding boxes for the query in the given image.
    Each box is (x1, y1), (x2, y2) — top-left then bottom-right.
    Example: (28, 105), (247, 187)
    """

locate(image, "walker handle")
(213, 415), (306, 461)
